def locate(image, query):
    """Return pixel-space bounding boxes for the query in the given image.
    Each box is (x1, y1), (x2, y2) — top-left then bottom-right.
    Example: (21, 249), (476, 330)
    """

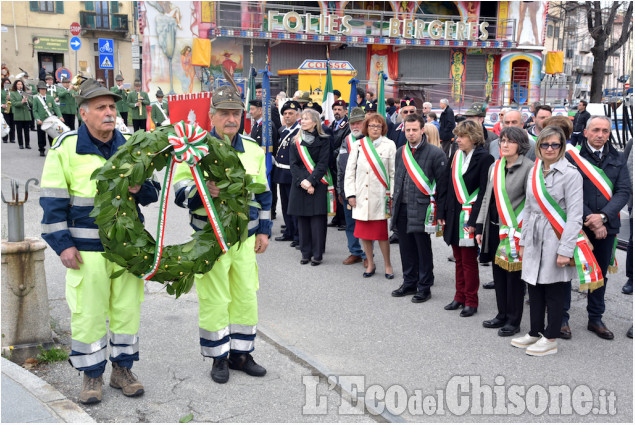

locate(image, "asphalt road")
(1, 132), (632, 422)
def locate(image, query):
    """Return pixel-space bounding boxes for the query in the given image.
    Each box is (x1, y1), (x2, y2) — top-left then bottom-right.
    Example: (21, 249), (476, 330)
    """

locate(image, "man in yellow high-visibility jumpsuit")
(174, 85), (272, 384)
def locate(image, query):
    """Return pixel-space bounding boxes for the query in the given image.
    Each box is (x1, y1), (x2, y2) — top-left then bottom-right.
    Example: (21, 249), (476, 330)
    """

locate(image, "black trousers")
(492, 264), (525, 327)
(627, 210), (633, 284)
(278, 183), (298, 241)
(2, 112), (15, 142)
(62, 113), (76, 131)
(132, 119), (145, 133)
(396, 207), (434, 293)
(271, 183), (278, 219)
(120, 112), (128, 126)
(298, 215), (327, 261)
(37, 125), (53, 152)
(527, 281), (567, 339)
(15, 121), (30, 147)
(570, 132), (586, 146)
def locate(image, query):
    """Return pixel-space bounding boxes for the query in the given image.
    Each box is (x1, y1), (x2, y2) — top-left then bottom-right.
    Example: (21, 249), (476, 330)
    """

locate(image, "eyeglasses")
(539, 143), (562, 150)
(368, 124), (383, 129)
(402, 110), (416, 115)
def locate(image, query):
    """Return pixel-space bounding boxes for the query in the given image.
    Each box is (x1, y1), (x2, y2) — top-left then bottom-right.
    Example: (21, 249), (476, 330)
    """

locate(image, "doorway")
(38, 53), (64, 82)
(510, 59), (530, 105)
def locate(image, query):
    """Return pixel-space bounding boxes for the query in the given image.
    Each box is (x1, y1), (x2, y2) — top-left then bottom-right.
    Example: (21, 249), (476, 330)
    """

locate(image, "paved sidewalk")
(1, 357), (94, 423)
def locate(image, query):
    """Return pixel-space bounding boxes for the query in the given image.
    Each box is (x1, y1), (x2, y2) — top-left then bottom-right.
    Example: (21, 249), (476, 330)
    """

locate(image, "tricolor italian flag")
(321, 61), (335, 126)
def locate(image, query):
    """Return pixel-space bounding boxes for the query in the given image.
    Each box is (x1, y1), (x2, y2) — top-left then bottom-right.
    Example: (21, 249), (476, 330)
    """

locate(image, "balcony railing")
(80, 10), (128, 32)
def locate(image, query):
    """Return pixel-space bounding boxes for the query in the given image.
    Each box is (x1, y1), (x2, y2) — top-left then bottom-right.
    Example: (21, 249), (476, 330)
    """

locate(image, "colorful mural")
(499, 51), (542, 104)
(449, 48), (466, 103)
(507, 0), (547, 47)
(366, 45), (399, 98)
(485, 54), (495, 101)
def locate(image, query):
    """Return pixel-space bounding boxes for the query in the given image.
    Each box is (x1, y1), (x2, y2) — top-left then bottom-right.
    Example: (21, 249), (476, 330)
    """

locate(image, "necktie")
(594, 150), (602, 161)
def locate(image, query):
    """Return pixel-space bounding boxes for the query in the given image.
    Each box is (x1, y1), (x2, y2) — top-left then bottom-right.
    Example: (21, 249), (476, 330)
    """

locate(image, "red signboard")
(70, 22), (81, 36)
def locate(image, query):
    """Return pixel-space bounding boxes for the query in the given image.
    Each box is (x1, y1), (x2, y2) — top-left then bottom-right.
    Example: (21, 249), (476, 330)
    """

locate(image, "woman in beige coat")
(345, 114), (396, 278)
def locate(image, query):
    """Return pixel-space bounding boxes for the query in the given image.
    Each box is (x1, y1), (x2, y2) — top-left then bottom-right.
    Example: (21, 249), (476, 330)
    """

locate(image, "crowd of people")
(23, 69), (633, 405)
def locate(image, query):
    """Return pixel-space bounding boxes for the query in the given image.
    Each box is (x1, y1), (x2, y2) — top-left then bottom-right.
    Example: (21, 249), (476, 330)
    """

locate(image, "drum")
(1, 115), (9, 138)
(116, 116), (131, 134)
(161, 119), (171, 127)
(41, 116), (70, 139)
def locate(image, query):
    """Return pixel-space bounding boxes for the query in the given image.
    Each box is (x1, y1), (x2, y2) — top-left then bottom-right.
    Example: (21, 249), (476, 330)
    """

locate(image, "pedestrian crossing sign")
(99, 54), (114, 70)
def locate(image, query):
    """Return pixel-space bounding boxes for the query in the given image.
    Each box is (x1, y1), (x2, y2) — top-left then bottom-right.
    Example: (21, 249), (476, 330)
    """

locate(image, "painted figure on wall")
(180, 45), (196, 93)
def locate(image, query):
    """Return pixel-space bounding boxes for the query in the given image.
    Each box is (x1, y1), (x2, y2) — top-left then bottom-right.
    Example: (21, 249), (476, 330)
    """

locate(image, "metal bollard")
(1, 178), (39, 242)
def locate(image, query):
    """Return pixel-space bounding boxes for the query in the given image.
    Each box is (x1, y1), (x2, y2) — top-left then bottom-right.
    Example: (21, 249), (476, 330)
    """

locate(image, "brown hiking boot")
(79, 373), (103, 405)
(109, 363), (144, 397)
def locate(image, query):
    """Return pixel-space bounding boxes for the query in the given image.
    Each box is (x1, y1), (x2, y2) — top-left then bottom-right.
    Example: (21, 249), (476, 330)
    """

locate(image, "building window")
(95, 1), (110, 29)
(29, 1), (63, 13)
(39, 1), (54, 12)
(558, 39), (563, 50)
(554, 26), (560, 38)
(547, 25), (553, 37)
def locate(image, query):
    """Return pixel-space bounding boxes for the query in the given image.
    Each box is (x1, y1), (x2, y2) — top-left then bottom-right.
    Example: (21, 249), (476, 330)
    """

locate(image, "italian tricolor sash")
(360, 137), (391, 218)
(403, 144), (440, 234)
(566, 144), (618, 272)
(345, 133), (356, 154)
(531, 160), (604, 292)
(493, 157), (524, 271)
(452, 151), (479, 246)
(296, 139), (336, 216)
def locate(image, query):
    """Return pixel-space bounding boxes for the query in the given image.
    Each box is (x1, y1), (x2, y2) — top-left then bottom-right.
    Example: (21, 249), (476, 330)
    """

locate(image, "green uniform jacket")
(57, 86), (77, 115)
(32, 93), (62, 122)
(1, 89), (10, 113)
(111, 86), (129, 113)
(127, 91), (150, 120)
(9, 90), (32, 121)
(150, 101), (169, 127)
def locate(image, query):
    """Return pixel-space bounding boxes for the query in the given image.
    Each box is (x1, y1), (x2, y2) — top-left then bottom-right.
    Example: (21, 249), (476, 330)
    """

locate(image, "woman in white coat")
(345, 114), (396, 279)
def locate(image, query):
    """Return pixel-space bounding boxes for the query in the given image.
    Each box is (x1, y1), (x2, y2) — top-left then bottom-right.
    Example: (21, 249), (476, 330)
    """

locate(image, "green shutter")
(85, 1), (94, 11)
(110, 1), (119, 13)
(55, 1), (63, 13)
(29, 1), (38, 12)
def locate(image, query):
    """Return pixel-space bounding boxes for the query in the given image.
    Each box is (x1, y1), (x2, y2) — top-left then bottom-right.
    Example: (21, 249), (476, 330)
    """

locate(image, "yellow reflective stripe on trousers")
(230, 339), (254, 352)
(111, 341), (140, 357)
(199, 326), (230, 341)
(42, 221), (68, 233)
(201, 342), (230, 357)
(71, 335), (108, 354)
(110, 333), (139, 345)
(229, 324), (257, 335)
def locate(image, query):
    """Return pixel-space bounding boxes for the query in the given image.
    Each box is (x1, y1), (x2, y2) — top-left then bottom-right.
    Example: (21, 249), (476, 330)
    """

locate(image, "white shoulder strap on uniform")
(158, 101), (168, 120)
(37, 95), (53, 118)
(51, 130), (78, 149)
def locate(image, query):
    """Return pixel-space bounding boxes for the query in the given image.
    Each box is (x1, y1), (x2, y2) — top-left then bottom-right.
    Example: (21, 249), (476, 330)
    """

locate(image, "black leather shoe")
(25, 145), (31, 149)
(460, 306), (477, 317)
(622, 281), (633, 294)
(498, 326), (520, 337)
(337, 225), (346, 231)
(275, 236), (293, 241)
(411, 291), (431, 303)
(211, 357), (229, 384)
(560, 321), (572, 340)
(587, 320), (614, 340)
(628, 326), (633, 339)
(19, 146), (24, 149)
(389, 233), (399, 244)
(385, 273), (394, 280)
(444, 300), (463, 310)
(363, 267), (376, 278)
(327, 221), (340, 227)
(311, 260), (321, 266)
(40, 151), (45, 157)
(482, 317), (505, 328)
(391, 285), (416, 297)
(482, 281), (495, 289)
(290, 241), (299, 247)
(300, 258), (310, 265)
(447, 254), (455, 262)
(228, 353), (267, 377)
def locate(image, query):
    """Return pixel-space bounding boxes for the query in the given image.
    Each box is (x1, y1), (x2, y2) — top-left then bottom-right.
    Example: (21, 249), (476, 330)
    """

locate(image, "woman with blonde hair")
(345, 114), (396, 278)
(423, 122), (440, 148)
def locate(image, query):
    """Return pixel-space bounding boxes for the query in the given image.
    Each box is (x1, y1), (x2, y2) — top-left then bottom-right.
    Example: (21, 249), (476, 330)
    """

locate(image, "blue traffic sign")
(98, 38), (113, 53)
(69, 37), (81, 51)
(99, 54), (114, 69)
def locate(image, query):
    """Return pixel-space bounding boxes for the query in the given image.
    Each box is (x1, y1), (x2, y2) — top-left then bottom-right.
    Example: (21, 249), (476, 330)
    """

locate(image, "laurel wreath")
(89, 125), (265, 298)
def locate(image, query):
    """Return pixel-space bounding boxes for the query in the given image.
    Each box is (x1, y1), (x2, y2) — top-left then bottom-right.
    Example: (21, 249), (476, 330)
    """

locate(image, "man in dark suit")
(571, 100), (591, 146)
(391, 114), (448, 303)
(562, 116), (630, 340)
(388, 98), (417, 149)
(329, 99), (349, 228)
(249, 98), (279, 219)
(439, 98), (456, 158)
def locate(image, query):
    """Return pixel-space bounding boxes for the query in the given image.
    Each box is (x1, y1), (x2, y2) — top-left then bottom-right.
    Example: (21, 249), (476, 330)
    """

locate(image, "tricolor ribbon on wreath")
(531, 159), (604, 292)
(566, 144), (618, 273)
(140, 121), (228, 280)
(295, 139), (336, 216)
(492, 157), (524, 271)
(452, 151), (479, 246)
(359, 137), (392, 218)
(402, 144), (440, 234)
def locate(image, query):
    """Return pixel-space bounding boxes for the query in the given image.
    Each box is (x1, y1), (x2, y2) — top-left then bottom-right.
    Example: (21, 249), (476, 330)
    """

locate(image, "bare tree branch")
(606, 1), (633, 55)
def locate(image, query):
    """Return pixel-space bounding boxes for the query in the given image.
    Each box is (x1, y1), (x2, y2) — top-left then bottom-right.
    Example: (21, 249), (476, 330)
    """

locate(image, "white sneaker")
(511, 333), (540, 348)
(525, 335), (558, 357)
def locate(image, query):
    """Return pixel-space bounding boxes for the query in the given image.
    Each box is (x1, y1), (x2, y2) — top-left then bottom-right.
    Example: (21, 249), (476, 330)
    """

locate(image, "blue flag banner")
(258, 68), (273, 184)
(348, 77), (359, 115)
